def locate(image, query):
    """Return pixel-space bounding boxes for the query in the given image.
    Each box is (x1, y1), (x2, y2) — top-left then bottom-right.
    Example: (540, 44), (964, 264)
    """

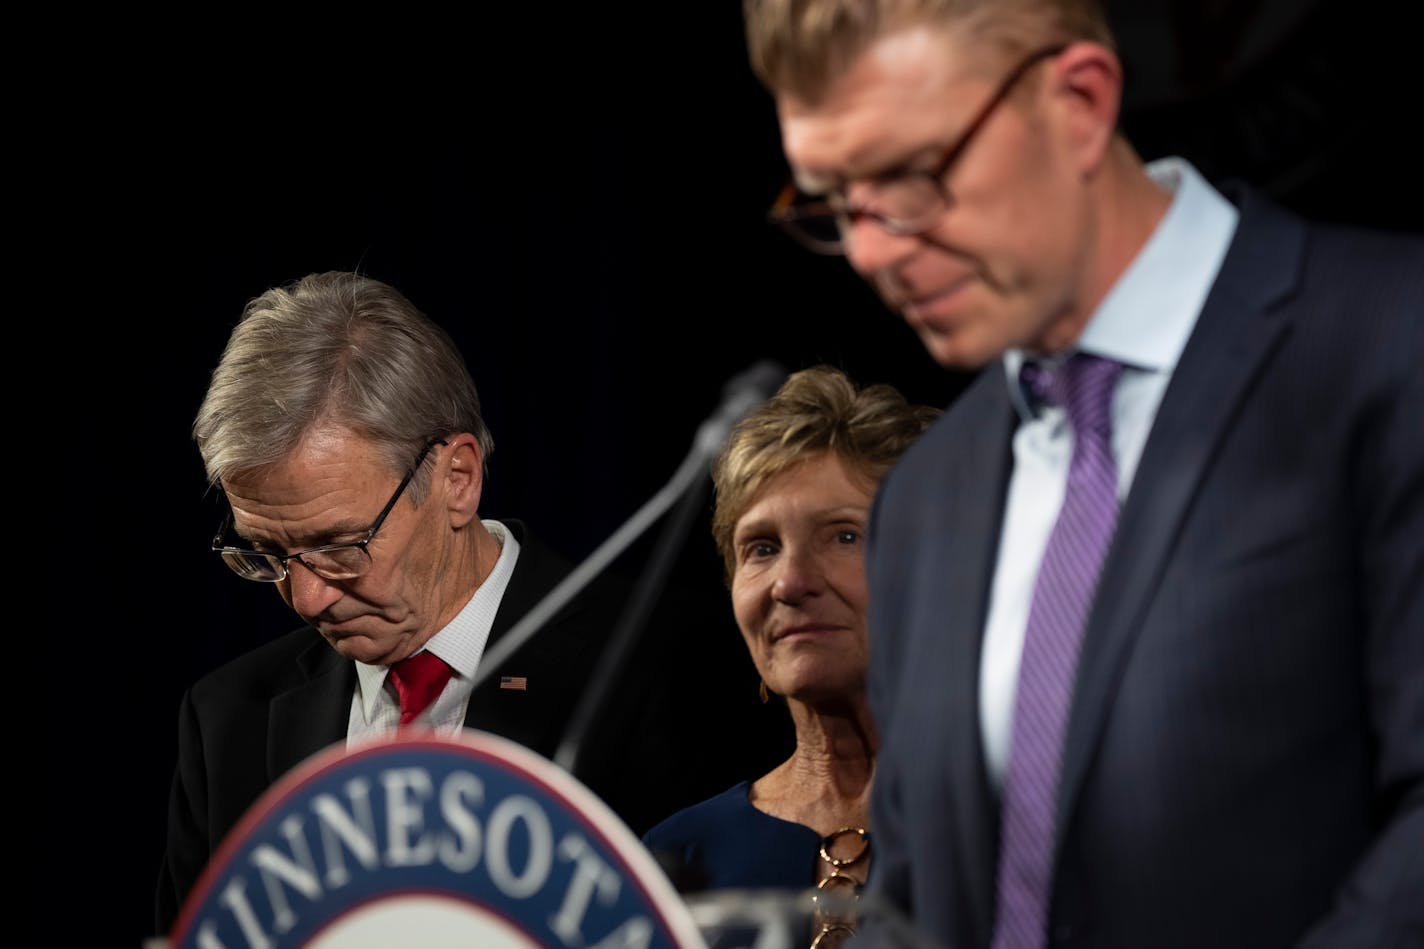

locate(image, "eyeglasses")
(811, 826), (870, 949)
(211, 439), (447, 582)
(767, 44), (1068, 255)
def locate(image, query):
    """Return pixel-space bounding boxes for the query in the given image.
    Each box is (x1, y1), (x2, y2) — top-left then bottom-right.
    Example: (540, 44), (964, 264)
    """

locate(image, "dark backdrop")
(53, 2), (1417, 945)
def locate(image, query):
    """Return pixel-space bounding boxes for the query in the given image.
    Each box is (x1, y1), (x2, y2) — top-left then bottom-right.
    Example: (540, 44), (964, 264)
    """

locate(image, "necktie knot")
(1021, 353), (1122, 438)
(389, 651), (454, 727)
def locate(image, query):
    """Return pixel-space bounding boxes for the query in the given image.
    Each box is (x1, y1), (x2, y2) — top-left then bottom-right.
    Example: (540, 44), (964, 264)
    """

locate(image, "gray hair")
(193, 271), (493, 499)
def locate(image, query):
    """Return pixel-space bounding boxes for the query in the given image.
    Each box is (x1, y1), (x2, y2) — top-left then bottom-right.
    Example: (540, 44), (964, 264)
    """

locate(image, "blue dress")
(641, 780), (822, 892)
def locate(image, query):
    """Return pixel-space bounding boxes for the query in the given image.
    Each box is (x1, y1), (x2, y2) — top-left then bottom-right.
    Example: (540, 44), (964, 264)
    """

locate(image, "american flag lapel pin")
(500, 676), (528, 691)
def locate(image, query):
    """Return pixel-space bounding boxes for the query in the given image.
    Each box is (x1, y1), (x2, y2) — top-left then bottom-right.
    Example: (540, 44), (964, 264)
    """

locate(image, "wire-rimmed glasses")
(211, 438), (446, 582)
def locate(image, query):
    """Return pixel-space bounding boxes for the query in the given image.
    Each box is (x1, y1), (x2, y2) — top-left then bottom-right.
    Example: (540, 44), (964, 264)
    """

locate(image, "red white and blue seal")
(168, 730), (705, 948)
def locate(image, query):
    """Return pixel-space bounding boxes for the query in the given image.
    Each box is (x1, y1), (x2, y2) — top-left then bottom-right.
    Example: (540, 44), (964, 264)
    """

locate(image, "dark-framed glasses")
(211, 439), (447, 582)
(767, 43), (1068, 255)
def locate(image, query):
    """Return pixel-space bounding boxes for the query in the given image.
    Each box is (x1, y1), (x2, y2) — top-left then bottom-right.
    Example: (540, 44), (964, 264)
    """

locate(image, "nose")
(281, 559), (344, 617)
(842, 213), (917, 276)
(771, 547), (825, 604)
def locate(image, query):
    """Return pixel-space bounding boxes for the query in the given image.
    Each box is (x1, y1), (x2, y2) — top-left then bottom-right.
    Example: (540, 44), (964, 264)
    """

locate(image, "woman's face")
(730, 452), (875, 705)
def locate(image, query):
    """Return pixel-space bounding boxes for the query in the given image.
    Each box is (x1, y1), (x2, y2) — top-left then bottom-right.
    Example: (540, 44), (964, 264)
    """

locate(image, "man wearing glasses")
(744, 2), (1422, 948)
(154, 271), (755, 935)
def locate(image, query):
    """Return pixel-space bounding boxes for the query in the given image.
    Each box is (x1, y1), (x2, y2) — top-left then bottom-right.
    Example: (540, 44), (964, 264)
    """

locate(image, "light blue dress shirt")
(979, 157), (1240, 787)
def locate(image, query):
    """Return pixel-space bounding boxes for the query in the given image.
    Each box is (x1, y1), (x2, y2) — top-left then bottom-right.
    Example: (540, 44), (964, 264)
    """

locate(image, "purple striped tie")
(994, 353), (1123, 949)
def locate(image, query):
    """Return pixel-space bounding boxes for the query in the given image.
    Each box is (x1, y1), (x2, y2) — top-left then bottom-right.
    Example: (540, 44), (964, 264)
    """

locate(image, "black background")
(50, 2), (1418, 945)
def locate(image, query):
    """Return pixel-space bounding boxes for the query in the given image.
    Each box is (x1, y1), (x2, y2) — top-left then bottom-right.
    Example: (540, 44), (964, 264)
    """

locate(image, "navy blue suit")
(865, 187), (1423, 948)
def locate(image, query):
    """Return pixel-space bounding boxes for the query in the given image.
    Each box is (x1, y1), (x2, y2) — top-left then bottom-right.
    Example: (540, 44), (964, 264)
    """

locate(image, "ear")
(440, 434), (485, 529)
(1044, 41), (1123, 175)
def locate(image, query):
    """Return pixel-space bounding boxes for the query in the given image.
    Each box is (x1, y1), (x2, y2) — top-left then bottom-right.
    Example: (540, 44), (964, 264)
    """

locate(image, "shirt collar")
(353, 518), (522, 719)
(1003, 156), (1239, 417)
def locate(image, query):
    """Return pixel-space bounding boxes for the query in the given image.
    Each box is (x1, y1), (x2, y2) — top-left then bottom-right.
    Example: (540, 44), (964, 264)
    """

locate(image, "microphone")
(550, 359), (786, 777)
(694, 359), (793, 459)
(466, 360), (788, 776)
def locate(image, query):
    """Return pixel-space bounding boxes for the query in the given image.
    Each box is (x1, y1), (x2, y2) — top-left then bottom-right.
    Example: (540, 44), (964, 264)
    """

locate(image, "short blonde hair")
(743, 0), (1114, 103)
(710, 365), (940, 582)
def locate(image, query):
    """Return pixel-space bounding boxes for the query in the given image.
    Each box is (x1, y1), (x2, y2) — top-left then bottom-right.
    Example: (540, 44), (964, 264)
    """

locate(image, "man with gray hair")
(154, 271), (763, 934)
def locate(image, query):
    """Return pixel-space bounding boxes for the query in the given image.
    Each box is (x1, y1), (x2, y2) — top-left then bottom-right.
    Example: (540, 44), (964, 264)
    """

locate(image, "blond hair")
(710, 365), (940, 582)
(744, 0), (1114, 102)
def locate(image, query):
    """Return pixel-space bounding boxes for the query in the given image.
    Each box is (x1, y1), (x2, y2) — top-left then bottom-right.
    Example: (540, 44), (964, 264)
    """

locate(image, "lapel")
(937, 371), (1020, 944)
(463, 519), (577, 728)
(262, 520), (572, 775)
(1055, 187), (1304, 835)
(268, 636), (355, 781)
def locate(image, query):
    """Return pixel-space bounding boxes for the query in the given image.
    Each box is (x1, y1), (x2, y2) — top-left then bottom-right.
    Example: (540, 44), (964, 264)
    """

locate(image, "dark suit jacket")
(864, 187), (1423, 949)
(154, 518), (782, 934)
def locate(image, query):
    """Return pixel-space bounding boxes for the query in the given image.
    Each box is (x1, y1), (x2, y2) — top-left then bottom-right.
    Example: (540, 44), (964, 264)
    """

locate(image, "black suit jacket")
(154, 519), (782, 934)
(864, 187), (1423, 948)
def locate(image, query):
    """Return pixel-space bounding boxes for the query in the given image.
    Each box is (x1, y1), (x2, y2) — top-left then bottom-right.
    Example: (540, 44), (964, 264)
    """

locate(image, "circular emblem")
(169, 730), (705, 948)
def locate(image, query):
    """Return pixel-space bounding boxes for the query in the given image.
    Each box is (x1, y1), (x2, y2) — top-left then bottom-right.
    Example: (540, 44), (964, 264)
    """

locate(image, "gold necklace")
(812, 826), (870, 948)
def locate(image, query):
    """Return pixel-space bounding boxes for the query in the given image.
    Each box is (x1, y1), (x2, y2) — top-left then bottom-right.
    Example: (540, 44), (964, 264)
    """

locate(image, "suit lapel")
(939, 373), (1019, 944)
(463, 519), (574, 729)
(260, 521), (572, 778)
(1056, 189), (1304, 833)
(269, 637), (355, 781)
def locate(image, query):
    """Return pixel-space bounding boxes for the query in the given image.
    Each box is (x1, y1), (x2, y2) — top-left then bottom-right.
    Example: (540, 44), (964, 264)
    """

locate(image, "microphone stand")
(466, 440), (711, 696)
(468, 362), (787, 784)
(552, 448), (710, 776)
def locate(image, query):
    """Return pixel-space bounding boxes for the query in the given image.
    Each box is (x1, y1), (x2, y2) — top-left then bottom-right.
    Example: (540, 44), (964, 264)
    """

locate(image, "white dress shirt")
(347, 518), (521, 745)
(978, 158), (1240, 788)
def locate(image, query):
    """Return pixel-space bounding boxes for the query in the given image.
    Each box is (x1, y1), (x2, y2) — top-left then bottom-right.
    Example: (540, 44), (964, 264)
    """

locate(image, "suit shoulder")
(1290, 220), (1423, 371)
(880, 368), (1004, 492)
(1302, 221), (1424, 297)
(187, 625), (327, 703)
(1229, 184), (1424, 302)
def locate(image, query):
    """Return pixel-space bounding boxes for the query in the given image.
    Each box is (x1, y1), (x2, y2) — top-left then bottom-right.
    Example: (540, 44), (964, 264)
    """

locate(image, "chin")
(323, 629), (382, 662)
(923, 332), (998, 370)
(786, 681), (864, 708)
(778, 662), (867, 702)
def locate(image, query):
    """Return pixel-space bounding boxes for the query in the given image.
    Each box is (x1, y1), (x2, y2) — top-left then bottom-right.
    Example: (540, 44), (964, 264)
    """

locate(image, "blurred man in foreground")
(744, 1), (1423, 946)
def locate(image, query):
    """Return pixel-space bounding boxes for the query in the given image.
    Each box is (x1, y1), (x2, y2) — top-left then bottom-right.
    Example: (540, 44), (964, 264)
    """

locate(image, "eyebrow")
(233, 517), (371, 552)
(794, 138), (951, 195)
(733, 504), (870, 542)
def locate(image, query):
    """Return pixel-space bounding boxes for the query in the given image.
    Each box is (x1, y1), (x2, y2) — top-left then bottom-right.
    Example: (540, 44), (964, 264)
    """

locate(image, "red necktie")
(388, 651), (454, 727)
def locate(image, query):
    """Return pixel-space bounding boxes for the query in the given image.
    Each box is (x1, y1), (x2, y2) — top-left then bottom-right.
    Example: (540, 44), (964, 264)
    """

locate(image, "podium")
(163, 731), (704, 948)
